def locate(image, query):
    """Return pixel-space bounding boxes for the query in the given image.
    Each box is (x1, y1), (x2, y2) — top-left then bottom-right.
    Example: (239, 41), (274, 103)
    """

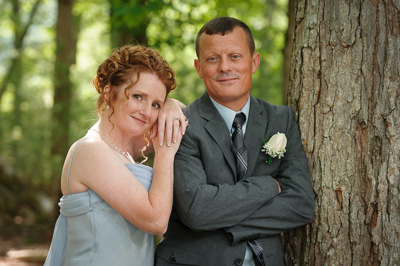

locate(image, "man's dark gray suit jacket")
(155, 92), (314, 266)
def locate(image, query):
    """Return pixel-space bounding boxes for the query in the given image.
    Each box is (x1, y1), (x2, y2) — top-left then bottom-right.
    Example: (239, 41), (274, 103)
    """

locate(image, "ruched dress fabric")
(44, 163), (154, 266)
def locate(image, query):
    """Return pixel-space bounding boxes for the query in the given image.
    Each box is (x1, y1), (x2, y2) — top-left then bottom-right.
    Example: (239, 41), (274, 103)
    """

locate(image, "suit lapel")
(245, 96), (268, 178)
(198, 93), (237, 177)
(197, 93), (267, 181)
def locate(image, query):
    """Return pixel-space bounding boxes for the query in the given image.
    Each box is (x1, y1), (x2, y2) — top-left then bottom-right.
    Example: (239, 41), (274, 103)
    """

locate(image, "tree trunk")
(282, 0), (295, 105)
(11, 1), (23, 159)
(0, 0), (41, 104)
(284, 0), (400, 265)
(0, 0), (41, 155)
(51, 0), (78, 202)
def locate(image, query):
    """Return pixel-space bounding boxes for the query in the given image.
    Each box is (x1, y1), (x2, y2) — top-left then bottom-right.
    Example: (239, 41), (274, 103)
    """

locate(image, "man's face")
(194, 27), (260, 111)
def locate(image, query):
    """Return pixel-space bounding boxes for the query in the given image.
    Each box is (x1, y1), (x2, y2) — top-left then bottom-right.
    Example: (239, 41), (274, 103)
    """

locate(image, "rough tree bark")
(282, 0), (295, 104)
(283, 0), (399, 265)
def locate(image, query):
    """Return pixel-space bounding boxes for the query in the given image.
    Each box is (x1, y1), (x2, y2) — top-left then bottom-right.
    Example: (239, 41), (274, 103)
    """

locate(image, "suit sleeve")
(173, 126), (280, 232)
(225, 107), (315, 244)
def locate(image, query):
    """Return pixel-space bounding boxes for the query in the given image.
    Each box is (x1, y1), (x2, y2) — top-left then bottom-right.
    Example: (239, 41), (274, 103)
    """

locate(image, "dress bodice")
(44, 163), (154, 266)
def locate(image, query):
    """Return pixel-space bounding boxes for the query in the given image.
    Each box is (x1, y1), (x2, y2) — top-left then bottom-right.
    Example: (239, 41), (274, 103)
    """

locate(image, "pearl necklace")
(89, 129), (135, 164)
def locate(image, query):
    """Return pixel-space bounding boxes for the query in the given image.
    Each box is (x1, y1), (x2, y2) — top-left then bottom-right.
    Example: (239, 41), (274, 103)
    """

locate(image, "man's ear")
(194, 59), (203, 79)
(251, 52), (261, 74)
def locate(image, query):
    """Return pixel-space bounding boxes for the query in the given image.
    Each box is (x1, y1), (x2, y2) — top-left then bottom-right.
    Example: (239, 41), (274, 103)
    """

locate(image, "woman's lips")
(132, 116), (146, 126)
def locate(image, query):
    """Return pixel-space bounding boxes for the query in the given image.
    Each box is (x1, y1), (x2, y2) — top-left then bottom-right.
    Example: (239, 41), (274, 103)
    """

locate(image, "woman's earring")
(145, 129), (151, 137)
(107, 105), (110, 109)
(140, 129), (152, 164)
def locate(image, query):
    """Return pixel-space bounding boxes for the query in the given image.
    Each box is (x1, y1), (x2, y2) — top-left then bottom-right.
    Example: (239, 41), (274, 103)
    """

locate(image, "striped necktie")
(231, 112), (247, 180)
(231, 112), (265, 266)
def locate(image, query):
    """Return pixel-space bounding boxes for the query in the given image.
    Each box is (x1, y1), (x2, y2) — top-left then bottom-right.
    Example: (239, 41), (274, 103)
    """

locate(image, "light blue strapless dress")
(44, 163), (154, 266)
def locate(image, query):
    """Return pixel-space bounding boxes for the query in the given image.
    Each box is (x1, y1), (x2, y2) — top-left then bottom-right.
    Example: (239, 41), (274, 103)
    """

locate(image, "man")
(155, 17), (314, 266)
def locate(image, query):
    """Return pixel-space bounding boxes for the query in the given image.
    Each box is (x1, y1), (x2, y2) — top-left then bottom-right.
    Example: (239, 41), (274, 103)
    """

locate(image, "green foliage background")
(0, 0), (288, 225)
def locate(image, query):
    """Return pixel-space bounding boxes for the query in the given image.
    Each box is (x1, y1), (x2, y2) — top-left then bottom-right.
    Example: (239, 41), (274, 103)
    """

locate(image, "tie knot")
(232, 112), (246, 129)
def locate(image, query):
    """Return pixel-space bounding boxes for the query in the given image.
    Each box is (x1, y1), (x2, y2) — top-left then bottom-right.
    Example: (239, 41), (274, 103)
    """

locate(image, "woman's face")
(110, 71), (167, 137)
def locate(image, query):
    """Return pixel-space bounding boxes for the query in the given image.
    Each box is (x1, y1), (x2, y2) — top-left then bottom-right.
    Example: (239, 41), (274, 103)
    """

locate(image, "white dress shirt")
(209, 96), (255, 266)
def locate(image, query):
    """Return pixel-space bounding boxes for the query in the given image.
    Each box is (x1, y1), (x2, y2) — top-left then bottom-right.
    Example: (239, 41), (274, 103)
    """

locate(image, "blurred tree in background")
(50, 0), (78, 214)
(0, 0), (288, 229)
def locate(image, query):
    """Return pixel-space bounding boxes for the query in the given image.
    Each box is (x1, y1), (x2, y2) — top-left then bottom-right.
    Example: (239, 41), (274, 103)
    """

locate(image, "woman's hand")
(152, 122), (184, 156)
(152, 98), (188, 147)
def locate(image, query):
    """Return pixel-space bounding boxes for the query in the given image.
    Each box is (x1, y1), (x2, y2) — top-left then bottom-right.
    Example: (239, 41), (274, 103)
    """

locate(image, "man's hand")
(274, 179), (282, 193)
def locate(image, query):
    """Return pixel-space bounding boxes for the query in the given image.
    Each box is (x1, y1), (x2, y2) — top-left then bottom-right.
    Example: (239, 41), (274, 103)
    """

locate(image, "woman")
(44, 45), (187, 265)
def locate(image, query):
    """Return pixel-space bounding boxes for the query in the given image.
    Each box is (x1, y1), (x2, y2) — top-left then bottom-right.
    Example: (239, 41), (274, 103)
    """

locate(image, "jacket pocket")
(155, 243), (203, 265)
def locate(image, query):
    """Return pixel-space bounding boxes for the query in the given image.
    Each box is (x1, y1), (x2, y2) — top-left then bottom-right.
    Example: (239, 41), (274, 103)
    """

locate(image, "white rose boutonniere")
(261, 132), (287, 164)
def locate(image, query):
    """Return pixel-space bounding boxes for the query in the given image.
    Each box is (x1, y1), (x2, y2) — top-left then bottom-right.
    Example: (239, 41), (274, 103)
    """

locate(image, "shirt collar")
(209, 96), (250, 135)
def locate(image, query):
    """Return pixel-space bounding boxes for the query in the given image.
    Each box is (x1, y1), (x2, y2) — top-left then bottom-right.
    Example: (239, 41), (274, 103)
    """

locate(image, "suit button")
(235, 258), (243, 265)
(169, 254), (176, 263)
